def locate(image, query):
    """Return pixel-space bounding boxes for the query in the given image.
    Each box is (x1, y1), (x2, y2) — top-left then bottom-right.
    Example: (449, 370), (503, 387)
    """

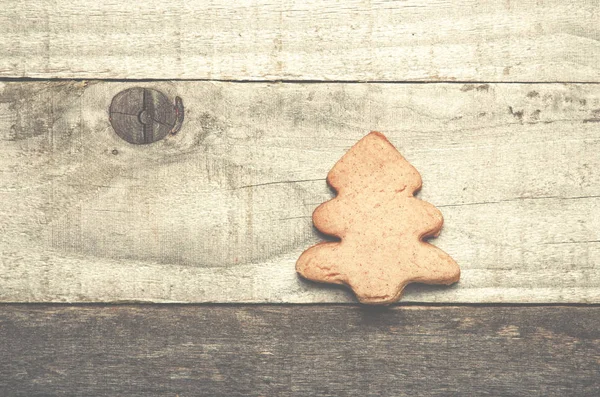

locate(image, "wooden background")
(1, 0), (599, 395)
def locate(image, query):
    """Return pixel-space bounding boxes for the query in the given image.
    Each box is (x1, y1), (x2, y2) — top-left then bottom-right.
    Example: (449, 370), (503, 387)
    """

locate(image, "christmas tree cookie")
(296, 131), (460, 304)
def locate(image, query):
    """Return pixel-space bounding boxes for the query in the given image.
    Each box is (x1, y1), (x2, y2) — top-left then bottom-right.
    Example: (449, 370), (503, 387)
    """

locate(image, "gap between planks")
(4, 77), (600, 85)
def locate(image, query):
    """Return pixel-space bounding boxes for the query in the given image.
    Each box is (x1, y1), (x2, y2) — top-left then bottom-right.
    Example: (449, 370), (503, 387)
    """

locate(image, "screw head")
(109, 87), (178, 144)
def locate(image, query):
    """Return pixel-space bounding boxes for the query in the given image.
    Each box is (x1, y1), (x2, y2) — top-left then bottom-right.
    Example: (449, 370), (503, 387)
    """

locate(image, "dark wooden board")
(0, 305), (598, 396)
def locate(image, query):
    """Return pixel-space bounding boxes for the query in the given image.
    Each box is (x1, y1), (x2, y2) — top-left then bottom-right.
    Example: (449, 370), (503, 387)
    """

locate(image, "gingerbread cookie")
(296, 131), (460, 304)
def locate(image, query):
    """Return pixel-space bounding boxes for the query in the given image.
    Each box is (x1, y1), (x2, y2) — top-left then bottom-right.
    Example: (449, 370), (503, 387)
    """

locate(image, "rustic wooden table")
(1, 1), (599, 395)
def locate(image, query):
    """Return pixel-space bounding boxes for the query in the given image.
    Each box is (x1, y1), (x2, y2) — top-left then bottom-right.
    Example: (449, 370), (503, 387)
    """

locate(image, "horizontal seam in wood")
(1, 303), (599, 308)
(438, 194), (600, 208)
(2, 77), (600, 84)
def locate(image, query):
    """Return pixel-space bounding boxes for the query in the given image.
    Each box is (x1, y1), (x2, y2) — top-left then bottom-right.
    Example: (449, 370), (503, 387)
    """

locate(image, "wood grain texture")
(1, 0), (599, 81)
(1, 81), (600, 303)
(0, 305), (598, 396)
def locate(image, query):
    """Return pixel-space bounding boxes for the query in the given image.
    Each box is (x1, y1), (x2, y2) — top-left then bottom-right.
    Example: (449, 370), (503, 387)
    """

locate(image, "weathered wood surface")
(1, 0), (599, 82)
(0, 305), (598, 396)
(1, 81), (599, 303)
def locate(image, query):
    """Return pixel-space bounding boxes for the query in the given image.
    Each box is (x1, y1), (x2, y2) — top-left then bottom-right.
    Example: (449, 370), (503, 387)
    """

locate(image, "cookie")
(296, 131), (460, 304)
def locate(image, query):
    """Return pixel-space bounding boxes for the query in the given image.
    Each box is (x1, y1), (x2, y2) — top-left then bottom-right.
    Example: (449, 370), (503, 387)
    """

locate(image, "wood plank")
(1, 81), (600, 303)
(0, 305), (598, 396)
(1, 0), (599, 81)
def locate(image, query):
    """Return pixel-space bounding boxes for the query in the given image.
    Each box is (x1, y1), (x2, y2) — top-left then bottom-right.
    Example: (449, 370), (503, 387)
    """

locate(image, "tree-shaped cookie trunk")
(296, 131), (460, 304)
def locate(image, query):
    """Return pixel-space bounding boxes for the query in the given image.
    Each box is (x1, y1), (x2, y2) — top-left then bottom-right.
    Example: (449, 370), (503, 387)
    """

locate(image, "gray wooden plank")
(1, 81), (600, 303)
(0, 305), (598, 396)
(0, 0), (599, 81)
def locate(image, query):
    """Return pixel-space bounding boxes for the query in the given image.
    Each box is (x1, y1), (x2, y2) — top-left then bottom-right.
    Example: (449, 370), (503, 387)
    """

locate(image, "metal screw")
(109, 87), (184, 144)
